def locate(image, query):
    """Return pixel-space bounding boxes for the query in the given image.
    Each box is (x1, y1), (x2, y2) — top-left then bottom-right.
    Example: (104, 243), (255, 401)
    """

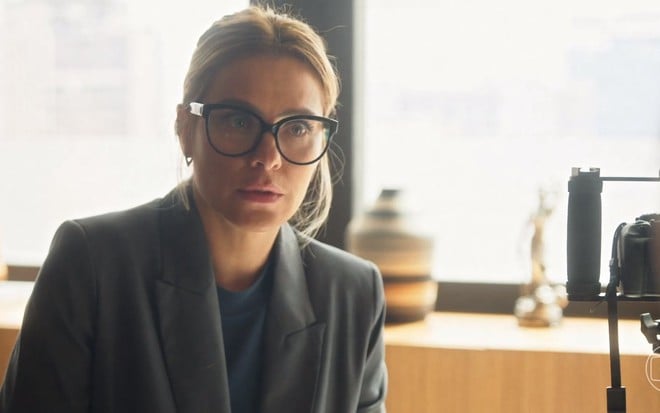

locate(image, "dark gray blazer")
(0, 189), (387, 413)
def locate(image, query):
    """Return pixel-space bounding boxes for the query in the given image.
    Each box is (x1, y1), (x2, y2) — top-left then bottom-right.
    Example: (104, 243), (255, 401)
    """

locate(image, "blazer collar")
(267, 225), (317, 335)
(261, 225), (326, 413)
(158, 187), (213, 293)
(155, 188), (231, 412)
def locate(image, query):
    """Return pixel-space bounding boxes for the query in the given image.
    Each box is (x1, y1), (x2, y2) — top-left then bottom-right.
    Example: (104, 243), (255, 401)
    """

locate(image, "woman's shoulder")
(301, 237), (383, 295)
(296, 237), (385, 324)
(304, 237), (377, 274)
(49, 188), (185, 256)
(69, 188), (181, 234)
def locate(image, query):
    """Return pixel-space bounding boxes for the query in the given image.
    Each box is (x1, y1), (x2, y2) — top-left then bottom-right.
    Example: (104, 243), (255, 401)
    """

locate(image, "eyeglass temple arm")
(189, 102), (204, 117)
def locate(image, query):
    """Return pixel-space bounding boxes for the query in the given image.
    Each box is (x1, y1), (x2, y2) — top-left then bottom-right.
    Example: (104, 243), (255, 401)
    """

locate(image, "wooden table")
(384, 312), (660, 413)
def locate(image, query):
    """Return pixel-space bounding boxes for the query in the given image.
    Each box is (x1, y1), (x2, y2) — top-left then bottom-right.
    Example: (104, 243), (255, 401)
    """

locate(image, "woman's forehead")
(204, 54), (326, 118)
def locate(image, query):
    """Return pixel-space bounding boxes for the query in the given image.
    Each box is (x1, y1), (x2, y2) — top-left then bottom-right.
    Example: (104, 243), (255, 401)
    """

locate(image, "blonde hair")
(176, 5), (341, 242)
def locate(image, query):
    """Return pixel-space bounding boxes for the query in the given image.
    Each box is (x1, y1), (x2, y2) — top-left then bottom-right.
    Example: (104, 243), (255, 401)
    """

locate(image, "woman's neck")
(193, 194), (279, 292)
(208, 229), (276, 292)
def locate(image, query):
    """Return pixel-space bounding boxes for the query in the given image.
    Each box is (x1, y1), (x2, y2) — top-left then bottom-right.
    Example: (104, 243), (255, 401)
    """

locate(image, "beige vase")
(346, 189), (437, 323)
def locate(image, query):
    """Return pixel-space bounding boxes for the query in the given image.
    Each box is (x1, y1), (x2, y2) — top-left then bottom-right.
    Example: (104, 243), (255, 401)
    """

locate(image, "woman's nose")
(249, 131), (282, 170)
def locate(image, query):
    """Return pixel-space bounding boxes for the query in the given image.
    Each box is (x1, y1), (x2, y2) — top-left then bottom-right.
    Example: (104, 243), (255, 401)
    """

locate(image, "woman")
(0, 6), (386, 413)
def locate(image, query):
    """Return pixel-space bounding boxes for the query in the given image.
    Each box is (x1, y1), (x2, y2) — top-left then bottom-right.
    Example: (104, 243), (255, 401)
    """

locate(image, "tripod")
(566, 168), (660, 413)
(605, 287), (625, 413)
(597, 289), (660, 413)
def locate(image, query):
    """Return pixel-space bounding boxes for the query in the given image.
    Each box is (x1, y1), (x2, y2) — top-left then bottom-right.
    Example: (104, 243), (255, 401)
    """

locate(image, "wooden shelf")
(384, 312), (659, 413)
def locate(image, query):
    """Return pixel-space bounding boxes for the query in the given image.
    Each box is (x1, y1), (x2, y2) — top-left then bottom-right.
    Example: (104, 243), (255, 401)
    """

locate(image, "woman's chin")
(227, 210), (289, 233)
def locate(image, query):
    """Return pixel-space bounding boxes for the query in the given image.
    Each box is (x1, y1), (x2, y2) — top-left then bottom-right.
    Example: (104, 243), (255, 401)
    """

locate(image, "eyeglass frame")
(188, 102), (338, 165)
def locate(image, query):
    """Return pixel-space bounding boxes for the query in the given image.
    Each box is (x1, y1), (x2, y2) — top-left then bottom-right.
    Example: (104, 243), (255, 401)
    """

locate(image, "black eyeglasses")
(189, 102), (338, 165)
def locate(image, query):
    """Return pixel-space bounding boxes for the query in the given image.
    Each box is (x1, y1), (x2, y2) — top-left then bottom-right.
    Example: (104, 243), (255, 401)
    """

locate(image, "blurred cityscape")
(0, 0), (162, 139)
(364, 2), (660, 140)
(362, 2), (660, 282)
(0, 0), (200, 264)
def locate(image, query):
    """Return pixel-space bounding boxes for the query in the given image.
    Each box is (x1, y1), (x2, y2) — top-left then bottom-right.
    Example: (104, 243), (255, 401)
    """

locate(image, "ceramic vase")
(346, 189), (437, 323)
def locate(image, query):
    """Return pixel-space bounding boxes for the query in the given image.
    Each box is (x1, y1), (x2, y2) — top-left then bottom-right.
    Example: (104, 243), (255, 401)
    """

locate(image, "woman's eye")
(229, 115), (250, 129)
(285, 121), (311, 137)
(210, 109), (256, 131)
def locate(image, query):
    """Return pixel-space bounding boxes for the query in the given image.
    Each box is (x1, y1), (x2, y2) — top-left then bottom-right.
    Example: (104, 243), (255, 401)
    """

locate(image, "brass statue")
(515, 187), (567, 327)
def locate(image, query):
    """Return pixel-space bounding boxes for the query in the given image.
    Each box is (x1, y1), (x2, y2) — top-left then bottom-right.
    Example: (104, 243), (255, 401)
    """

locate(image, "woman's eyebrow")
(210, 98), (320, 119)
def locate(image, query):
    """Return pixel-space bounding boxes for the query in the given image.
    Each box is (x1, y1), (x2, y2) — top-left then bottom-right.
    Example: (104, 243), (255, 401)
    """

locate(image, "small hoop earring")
(185, 156), (193, 166)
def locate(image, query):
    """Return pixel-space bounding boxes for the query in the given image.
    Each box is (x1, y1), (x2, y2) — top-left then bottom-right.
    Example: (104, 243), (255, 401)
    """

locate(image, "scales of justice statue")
(514, 187), (568, 327)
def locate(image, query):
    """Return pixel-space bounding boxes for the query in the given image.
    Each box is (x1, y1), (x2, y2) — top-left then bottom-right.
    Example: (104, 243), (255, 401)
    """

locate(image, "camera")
(566, 167), (660, 412)
(616, 213), (660, 297)
(566, 167), (660, 300)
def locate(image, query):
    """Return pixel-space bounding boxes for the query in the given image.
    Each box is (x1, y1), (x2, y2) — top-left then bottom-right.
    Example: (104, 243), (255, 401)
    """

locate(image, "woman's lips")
(237, 187), (283, 203)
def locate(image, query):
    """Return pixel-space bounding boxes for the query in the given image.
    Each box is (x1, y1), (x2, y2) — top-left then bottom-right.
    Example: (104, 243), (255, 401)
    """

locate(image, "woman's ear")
(176, 103), (193, 156)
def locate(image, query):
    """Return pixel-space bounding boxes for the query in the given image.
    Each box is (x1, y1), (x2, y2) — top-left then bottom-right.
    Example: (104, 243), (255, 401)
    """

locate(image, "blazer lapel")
(155, 193), (231, 413)
(261, 225), (326, 413)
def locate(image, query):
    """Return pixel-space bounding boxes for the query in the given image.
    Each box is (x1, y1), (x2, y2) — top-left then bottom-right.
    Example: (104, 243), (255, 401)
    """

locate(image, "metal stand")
(605, 288), (626, 413)
(566, 169), (660, 413)
(572, 292), (660, 413)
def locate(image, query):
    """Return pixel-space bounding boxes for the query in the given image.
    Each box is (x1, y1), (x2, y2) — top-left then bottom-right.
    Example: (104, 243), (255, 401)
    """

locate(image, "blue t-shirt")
(217, 262), (273, 413)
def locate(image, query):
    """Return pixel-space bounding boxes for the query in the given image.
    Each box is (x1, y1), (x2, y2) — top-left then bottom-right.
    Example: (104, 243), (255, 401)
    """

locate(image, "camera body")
(566, 167), (660, 300)
(618, 214), (660, 297)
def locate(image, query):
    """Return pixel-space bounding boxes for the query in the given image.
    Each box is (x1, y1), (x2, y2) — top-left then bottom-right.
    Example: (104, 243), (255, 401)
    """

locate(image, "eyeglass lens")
(206, 108), (329, 163)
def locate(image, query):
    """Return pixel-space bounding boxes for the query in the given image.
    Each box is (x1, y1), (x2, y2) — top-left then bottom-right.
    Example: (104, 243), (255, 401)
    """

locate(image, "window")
(0, 0), (247, 265)
(362, 0), (660, 284)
